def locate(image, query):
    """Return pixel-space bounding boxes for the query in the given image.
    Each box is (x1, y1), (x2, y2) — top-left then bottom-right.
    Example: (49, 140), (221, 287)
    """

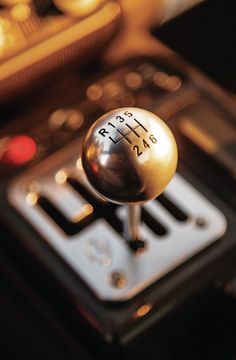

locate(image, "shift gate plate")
(8, 138), (227, 301)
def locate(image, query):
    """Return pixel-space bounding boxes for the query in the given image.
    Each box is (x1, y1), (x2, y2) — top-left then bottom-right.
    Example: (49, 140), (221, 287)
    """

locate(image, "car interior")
(0, 0), (236, 359)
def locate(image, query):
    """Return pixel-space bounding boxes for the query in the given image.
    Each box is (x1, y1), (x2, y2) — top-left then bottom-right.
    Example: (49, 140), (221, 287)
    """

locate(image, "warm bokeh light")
(53, 0), (101, 17)
(71, 203), (93, 223)
(125, 71), (143, 90)
(0, 0), (31, 6)
(10, 3), (31, 22)
(55, 170), (68, 185)
(26, 192), (38, 206)
(76, 158), (83, 170)
(133, 304), (152, 318)
(179, 117), (217, 154)
(0, 135), (37, 165)
(87, 84), (103, 101)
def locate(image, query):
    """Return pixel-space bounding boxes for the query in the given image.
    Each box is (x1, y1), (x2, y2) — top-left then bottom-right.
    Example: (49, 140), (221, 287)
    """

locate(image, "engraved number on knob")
(143, 139), (150, 148)
(132, 135), (157, 157)
(124, 110), (132, 117)
(133, 145), (142, 157)
(116, 115), (125, 122)
(149, 134), (157, 144)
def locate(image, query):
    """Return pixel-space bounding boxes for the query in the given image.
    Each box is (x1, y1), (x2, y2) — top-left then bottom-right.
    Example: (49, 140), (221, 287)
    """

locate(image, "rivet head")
(109, 271), (127, 288)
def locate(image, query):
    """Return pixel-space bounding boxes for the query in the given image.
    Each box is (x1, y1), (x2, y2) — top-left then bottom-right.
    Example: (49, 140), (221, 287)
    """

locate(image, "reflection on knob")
(82, 107), (178, 252)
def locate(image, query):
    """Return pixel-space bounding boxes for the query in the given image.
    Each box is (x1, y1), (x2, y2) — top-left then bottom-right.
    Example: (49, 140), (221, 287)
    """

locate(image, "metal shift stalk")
(82, 107), (178, 252)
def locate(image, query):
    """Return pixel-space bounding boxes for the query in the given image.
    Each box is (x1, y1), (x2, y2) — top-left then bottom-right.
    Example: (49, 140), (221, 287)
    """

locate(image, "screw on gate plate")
(195, 217), (208, 228)
(109, 271), (127, 289)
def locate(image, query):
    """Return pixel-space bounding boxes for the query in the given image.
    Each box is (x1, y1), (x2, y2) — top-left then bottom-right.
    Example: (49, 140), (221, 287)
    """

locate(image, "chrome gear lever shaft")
(82, 107), (178, 252)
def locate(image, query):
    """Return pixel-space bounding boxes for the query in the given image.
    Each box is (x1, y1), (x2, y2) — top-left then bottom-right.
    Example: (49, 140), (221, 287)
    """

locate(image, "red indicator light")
(0, 135), (37, 165)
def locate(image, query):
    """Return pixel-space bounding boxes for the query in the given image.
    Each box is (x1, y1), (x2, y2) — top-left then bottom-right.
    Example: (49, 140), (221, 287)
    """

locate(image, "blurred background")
(0, 1), (236, 359)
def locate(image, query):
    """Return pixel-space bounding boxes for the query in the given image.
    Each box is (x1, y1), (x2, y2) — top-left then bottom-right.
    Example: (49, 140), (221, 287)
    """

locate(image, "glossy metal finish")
(82, 107), (178, 205)
(126, 204), (141, 241)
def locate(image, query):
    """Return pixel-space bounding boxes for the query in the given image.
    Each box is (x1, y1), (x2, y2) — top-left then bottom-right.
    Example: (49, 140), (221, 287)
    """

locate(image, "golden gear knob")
(82, 107), (177, 251)
(82, 107), (178, 205)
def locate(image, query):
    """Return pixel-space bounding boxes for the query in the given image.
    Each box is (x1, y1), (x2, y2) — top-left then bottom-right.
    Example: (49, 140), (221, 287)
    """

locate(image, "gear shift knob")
(82, 107), (178, 250)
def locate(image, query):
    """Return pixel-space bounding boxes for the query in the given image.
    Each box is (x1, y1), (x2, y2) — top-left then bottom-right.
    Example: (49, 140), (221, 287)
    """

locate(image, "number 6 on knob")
(82, 107), (178, 253)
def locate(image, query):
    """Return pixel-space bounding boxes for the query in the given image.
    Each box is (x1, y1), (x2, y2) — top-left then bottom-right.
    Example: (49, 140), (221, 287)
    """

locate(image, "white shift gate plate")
(8, 140), (227, 302)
